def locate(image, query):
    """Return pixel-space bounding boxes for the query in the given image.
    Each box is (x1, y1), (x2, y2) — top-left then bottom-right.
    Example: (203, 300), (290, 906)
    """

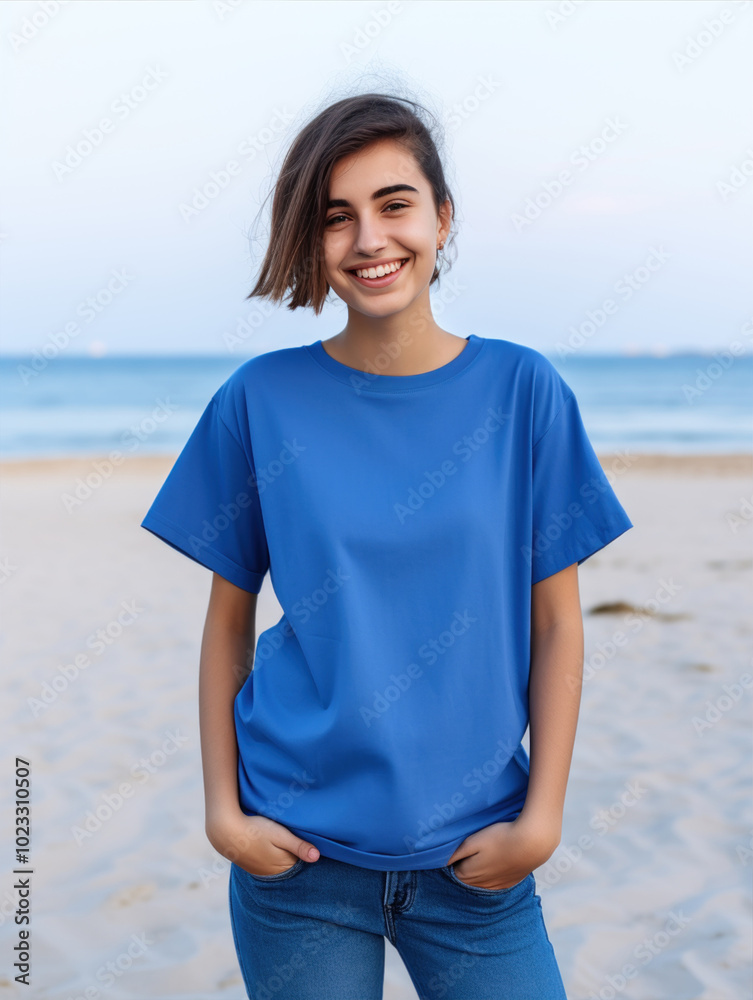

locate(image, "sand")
(0, 452), (750, 999)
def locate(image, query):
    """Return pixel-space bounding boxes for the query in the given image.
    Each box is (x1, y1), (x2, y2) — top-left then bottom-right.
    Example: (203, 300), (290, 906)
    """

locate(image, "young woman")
(141, 92), (632, 999)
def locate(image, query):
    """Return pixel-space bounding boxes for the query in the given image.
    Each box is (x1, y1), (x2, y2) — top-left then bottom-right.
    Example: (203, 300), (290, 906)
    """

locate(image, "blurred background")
(1, 2), (751, 998)
(1, 0), (751, 457)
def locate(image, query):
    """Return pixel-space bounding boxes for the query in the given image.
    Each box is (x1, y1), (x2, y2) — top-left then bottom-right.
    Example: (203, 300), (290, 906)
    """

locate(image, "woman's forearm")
(198, 613), (254, 828)
(520, 617), (584, 839)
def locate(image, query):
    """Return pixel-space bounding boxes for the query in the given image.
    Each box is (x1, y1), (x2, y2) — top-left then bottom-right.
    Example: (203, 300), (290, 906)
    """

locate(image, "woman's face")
(322, 138), (451, 319)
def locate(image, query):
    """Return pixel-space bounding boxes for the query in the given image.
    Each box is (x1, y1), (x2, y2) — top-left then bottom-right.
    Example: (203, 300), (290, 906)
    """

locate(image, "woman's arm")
(199, 572), (257, 830)
(519, 562), (584, 848)
(199, 572), (321, 871)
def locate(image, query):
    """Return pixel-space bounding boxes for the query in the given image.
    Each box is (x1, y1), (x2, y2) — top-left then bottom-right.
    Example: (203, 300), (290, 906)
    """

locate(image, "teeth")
(354, 259), (405, 279)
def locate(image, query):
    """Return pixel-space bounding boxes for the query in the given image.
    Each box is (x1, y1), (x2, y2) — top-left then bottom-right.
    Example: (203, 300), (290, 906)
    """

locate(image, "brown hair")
(246, 91), (457, 315)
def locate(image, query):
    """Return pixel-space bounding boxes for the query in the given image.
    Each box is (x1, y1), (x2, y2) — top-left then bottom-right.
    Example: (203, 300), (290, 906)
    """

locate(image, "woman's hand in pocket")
(445, 814), (559, 891)
(206, 809), (320, 877)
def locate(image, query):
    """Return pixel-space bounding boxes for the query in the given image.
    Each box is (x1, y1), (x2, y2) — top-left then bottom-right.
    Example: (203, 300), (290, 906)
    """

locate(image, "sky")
(1, 0), (751, 358)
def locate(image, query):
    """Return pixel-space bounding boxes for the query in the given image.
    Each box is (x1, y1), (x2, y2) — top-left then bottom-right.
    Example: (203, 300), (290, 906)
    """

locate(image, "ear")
(437, 197), (453, 246)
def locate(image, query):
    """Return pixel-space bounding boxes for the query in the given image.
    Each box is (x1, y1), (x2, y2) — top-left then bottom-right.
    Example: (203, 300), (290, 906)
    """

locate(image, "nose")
(351, 218), (389, 257)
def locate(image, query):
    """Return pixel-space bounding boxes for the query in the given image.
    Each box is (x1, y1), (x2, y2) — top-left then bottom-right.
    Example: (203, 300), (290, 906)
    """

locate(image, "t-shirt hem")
(531, 514), (633, 585)
(140, 510), (265, 593)
(283, 827), (469, 871)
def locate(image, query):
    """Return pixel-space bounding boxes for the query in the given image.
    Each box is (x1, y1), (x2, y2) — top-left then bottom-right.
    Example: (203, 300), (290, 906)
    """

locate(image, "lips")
(346, 257), (409, 289)
(348, 258), (407, 278)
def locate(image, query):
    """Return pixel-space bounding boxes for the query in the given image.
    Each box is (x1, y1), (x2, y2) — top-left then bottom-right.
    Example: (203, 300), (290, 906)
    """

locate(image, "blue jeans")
(228, 853), (567, 999)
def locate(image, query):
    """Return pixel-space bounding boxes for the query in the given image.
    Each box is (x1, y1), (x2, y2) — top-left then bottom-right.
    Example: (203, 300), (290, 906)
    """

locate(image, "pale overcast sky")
(1, 0), (751, 357)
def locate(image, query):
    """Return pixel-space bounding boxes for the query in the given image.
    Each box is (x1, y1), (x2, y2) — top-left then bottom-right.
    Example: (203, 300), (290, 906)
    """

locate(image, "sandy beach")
(1, 451), (750, 999)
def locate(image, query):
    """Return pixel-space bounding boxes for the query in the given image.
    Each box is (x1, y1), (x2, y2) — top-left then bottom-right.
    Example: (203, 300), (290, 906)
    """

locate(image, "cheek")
(395, 217), (436, 255)
(320, 242), (335, 270)
(321, 239), (349, 280)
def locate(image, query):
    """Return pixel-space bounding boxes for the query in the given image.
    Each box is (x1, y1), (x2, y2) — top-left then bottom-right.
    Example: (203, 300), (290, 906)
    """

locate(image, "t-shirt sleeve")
(140, 389), (269, 593)
(528, 389), (633, 585)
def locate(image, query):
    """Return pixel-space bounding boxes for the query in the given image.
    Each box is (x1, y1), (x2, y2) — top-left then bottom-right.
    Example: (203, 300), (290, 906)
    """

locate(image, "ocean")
(0, 349), (750, 459)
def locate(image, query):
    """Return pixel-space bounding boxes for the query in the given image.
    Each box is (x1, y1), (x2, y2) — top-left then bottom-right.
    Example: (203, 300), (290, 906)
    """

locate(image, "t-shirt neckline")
(306, 334), (484, 392)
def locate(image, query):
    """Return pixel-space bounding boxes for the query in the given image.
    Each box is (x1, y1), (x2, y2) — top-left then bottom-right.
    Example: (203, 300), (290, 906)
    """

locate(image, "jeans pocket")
(442, 863), (532, 895)
(232, 857), (306, 882)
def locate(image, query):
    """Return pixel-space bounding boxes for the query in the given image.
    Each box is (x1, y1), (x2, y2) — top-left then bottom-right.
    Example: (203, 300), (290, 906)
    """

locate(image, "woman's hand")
(206, 809), (320, 877)
(444, 812), (560, 891)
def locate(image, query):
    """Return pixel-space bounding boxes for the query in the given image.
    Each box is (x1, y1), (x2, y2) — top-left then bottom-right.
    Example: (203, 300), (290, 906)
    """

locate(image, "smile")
(346, 258), (409, 288)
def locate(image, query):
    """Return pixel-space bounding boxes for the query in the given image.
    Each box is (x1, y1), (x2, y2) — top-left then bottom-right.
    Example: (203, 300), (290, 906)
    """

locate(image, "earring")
(435, 244), (445, 276)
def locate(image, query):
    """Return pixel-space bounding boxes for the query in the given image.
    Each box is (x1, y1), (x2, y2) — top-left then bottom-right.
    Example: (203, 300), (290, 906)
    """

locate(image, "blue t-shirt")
(141, 334), (633, 871)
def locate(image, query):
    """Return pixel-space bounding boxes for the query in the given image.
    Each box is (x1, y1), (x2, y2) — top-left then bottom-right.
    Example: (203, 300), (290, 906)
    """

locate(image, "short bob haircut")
(246, 92), (456, 316)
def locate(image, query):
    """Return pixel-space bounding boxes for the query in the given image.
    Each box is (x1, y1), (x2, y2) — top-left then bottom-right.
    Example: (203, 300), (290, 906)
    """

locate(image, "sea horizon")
(1, 351), (750, 460)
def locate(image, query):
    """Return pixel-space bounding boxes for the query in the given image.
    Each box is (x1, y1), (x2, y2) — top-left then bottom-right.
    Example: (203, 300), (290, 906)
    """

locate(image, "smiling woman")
(319, 136), (453, 331)
(246, 92), (455, 320)
(141, 87), (631, 1000)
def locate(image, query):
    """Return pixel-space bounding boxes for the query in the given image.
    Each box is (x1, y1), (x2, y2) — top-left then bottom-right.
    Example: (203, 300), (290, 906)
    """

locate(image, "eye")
(324, 202), (410, 227)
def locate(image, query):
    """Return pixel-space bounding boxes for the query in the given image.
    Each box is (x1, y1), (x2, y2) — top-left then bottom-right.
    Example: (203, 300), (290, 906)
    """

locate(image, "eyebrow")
(326, 184), (419, 209)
